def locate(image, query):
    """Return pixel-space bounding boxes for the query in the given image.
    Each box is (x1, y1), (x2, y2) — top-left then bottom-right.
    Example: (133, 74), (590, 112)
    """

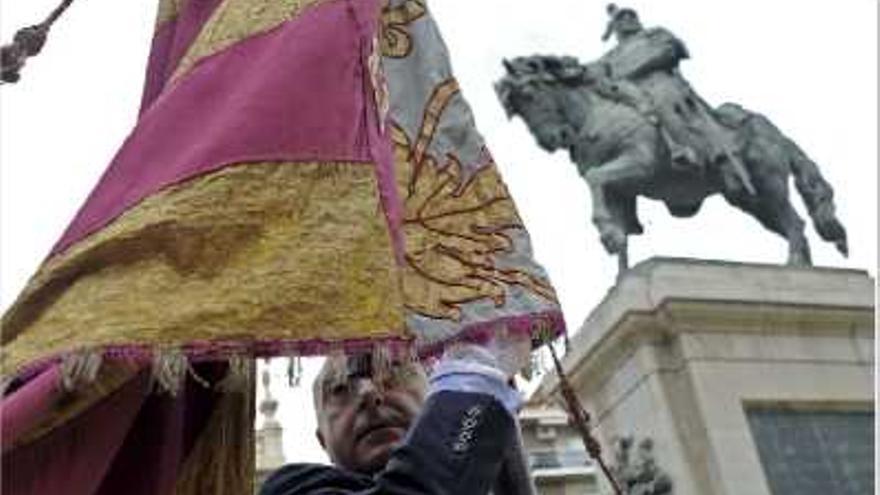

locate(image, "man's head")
(602, 4), (643, 43)
(313, 353), (427, 474)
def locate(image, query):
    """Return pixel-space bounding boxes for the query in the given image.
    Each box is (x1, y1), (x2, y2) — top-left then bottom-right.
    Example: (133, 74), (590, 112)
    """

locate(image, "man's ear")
(315, 428), (326, 450)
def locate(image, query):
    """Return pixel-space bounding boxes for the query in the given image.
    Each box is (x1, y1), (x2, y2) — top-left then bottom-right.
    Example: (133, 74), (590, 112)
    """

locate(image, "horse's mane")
(502, 55), (585, 84)
(495, 55), (587, 117)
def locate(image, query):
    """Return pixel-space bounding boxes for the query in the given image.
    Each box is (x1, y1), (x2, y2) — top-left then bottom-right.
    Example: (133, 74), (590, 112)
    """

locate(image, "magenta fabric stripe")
(2, 372), (150, 494)
(94, 364), (227, 494)
(139, 20), (177, 113)
(354, 4), (405, 262)
(162, 0), (225, 90)
(369, 106), (405, 262)
(52, 0), (378, 256)
(0, 366), (62, 452)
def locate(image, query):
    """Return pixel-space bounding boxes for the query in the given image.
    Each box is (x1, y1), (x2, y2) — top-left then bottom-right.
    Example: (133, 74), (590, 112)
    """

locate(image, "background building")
(519, 404), (603, 494)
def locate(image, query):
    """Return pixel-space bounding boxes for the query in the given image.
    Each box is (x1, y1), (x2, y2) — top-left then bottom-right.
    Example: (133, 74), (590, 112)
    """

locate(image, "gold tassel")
(172, 360), (255, 495)
(151, 348), (212, 395)
(372, 343), (392, 391)
(287, 355), (303, 387)
(59, 349), (103, 391)
(151, 349), (188, 395)
(216, 354), (251, 392)
(325, 347), (348, 391)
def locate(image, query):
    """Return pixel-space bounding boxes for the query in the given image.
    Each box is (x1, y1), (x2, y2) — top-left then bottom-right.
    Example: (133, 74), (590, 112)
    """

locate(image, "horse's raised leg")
(581, 173), (627, 256)
(580, 154), (651, 273)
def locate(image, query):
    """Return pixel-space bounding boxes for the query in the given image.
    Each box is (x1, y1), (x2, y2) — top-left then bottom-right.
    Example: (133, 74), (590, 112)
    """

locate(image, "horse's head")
(495, 55), (589, 152)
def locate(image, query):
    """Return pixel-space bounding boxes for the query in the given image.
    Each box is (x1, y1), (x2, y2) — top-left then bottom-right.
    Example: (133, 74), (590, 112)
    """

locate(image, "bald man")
(260, 345), (525, 494)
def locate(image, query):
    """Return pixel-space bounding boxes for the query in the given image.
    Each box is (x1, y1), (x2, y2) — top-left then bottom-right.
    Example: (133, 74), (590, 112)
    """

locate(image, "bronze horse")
(496, 56), (847, 272)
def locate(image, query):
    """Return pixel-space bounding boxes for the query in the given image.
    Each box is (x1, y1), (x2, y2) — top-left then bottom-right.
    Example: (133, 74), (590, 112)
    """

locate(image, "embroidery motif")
(392, 88), (558, 321)
(379, 0), (426, 58)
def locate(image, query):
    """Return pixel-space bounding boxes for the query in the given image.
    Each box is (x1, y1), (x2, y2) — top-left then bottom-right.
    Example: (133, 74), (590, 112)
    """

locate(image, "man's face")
(315, 357), (426, 474)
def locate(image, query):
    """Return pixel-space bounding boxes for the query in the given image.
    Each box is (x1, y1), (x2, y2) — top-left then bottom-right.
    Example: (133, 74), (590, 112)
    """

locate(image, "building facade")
(519, 405), (604, 494)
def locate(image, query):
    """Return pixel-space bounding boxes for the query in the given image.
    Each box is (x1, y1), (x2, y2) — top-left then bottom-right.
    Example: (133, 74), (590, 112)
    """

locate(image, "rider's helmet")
(602, 4), (640, 42)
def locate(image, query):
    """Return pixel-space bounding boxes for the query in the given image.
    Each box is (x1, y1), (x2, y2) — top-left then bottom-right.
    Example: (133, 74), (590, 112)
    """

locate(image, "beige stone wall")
(532, 259), (875, 495)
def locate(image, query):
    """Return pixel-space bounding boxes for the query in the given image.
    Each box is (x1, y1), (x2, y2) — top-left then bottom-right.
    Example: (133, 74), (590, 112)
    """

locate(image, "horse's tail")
(789, 144), (849, 256)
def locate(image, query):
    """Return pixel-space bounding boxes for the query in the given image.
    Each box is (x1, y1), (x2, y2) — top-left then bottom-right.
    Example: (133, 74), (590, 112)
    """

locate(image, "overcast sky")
(1, 0), (876, 465)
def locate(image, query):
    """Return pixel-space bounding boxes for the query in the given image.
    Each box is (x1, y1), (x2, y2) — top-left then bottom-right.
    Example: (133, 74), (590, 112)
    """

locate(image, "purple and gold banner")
(2, 1), (566, 491)
(1, 0), (565, 382)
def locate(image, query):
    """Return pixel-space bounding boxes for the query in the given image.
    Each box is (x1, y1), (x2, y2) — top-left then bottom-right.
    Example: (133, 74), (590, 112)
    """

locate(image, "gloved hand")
(429, 336), (537, 495)
(428, 336), (529, 414)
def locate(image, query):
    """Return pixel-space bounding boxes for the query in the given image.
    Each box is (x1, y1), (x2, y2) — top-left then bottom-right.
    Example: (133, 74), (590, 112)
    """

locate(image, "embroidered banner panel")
(381, 0), (564, 350)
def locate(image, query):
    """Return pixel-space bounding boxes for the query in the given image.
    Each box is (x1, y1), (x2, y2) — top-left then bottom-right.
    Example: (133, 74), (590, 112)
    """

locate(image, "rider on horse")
(595, 4), (755, 196)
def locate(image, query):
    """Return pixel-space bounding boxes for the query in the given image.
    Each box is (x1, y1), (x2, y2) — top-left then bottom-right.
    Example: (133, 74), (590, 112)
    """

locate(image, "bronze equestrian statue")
(495, 5), (847, 274)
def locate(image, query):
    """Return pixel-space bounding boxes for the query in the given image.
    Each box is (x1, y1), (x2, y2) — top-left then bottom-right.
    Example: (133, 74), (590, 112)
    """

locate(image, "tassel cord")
(1, 0), (76, 84)
(547, 343), (624, 495)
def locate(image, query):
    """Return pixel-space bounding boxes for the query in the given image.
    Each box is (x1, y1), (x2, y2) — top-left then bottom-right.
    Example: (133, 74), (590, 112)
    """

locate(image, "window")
(530, 450), (561, 469)
(529, 449), (591, 470)
(746, 407), (874, 495)
(536, 425), (557, 440)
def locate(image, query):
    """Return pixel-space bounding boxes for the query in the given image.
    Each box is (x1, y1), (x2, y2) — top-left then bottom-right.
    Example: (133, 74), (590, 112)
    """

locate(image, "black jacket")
(260, 390), (516, 495)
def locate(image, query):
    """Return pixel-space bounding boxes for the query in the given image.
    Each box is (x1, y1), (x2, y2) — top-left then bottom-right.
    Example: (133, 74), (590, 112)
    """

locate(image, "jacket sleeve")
(260, 390), (517, 495)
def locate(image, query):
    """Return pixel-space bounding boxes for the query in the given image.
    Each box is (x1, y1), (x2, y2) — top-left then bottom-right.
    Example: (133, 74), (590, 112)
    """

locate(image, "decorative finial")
(259, 366), (279, 420)
(262, 368), (271, 389)
(1, 0), (75, 84)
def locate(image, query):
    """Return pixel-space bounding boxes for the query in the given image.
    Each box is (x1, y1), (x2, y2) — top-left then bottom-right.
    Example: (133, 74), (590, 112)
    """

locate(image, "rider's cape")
(1, 0), (564, 492)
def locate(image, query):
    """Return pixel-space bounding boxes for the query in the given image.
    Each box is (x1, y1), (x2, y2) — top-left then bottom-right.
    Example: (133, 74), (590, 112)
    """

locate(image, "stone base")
(533, 258), (875, 495)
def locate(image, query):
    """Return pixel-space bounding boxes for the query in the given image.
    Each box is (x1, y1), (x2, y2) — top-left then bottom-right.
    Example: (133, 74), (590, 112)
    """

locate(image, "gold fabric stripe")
(169, 0), (329, 83)
(1, 162), (405, 377)
(156, 0), (185, 28)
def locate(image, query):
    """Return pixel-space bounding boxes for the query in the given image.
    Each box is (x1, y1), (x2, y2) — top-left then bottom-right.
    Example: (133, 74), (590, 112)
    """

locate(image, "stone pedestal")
(532, 258), (875, 495)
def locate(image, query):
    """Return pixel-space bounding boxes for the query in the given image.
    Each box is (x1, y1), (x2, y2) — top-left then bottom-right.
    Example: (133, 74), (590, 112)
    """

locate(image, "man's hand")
(428, 340), (525, 414)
